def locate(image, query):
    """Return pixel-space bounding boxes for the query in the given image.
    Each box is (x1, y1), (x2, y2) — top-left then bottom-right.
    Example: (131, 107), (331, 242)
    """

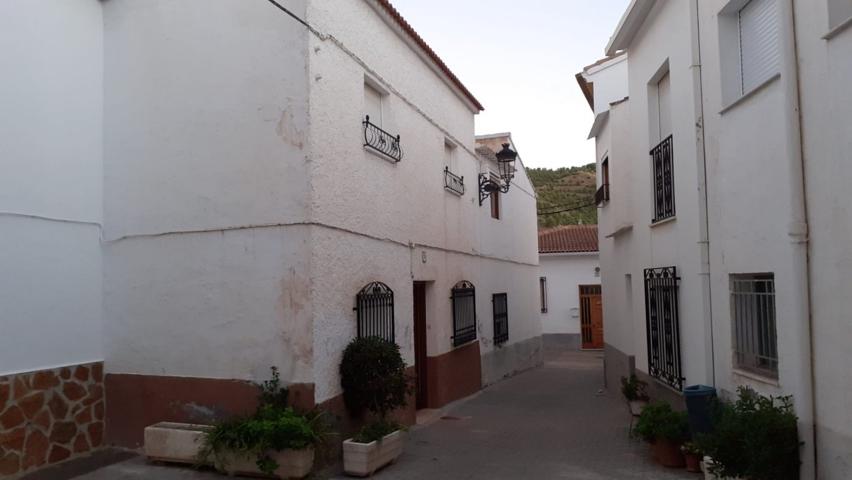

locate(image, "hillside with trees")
(528, 164), (598, 228)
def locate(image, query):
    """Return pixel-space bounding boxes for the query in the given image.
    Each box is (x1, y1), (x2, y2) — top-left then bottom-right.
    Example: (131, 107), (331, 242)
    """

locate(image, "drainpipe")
(780, 1), (818, 478)
(690, 0), (715, 387)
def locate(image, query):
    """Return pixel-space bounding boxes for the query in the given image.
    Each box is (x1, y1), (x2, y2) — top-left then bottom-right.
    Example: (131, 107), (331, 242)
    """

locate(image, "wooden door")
(580, 285), (604, 350)
(413, 282), (428, 409)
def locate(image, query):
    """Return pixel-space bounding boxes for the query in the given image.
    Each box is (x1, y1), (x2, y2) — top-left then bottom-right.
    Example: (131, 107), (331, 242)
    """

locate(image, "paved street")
(340, 345), (698, 480)
(57, 344), (697, 480)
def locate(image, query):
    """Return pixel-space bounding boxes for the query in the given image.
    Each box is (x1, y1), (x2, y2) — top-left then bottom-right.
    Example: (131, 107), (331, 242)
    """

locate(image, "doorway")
(413, 282), (428, 409)
(579, 285), (604, 350)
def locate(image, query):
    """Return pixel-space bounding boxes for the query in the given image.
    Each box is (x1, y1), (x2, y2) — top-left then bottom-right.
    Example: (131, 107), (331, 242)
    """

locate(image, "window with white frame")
(719, 0), (780, 105)
(731, 273), (778, 378)
(828, 0), (852, 30)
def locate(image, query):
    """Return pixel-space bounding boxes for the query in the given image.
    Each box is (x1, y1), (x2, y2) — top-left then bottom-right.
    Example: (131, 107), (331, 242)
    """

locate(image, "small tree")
(339, 337), (408, 419)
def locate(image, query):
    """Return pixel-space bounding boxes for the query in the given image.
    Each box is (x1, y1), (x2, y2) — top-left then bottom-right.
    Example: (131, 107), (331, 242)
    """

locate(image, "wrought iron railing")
(650, 135), (675, 222)
(644, 266), (683, 391)
(363, 115), (402, 163)
(354, 282), (395, 342)
(451, 281), (477, 347)
(595, 184), (610, 205)
(731, 275), (778, 377)
(444, 167), (465, 196)
(492, 293), (509, 345)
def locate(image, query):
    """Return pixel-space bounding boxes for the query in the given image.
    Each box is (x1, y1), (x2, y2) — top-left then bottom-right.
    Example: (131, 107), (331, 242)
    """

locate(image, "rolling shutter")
(738, 0), (780, 94)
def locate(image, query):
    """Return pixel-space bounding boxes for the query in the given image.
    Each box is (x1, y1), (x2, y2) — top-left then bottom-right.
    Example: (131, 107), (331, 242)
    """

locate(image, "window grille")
(540, 277), (548, 313)
(644, 267), (684, 390)
(650, 135), (675, 223)
(363, 115), (402, 163)
(493, 293), (509, 345)
(451, 281), (477, 347)
(731, 274), (778, 377)
(354, 282), (394, 342)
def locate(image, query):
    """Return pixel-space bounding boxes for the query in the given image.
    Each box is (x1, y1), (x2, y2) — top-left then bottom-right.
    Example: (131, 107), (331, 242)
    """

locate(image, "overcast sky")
(390, 0), (631, 169)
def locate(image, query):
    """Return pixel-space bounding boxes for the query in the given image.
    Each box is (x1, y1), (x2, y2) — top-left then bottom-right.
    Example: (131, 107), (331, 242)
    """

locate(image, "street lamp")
(479, 143), (518, 205)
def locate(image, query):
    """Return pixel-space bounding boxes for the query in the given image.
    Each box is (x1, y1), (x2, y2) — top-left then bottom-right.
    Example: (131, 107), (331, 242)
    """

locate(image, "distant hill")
(528, 164), (598, 228)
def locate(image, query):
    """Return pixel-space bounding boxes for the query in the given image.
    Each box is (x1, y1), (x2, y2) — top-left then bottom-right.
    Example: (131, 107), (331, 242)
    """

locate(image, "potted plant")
(196, 367), (329, 479)
(620, 374), (649, 416)
(681, 441), (702, 473)
(340, 337), (410, 477)
(633, 401), (689, 468)
(696, 387), (799, 480)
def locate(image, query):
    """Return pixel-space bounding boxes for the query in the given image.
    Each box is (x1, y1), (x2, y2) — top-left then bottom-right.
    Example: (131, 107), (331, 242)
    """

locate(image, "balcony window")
(596, 157), (611, 206)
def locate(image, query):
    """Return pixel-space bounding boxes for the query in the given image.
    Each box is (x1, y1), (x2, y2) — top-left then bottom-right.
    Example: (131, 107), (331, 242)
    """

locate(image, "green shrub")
(198, 368), (329, 475)
(696, 387), (800, 480)
(633, 401), (689, 443)
(340, 337), (408, 418)
(620, 374), (649, 401)
(352, 419), (403, 444)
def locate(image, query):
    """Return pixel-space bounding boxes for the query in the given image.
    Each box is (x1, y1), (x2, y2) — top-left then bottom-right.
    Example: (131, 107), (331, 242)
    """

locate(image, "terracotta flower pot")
(685, 452), (702, 472)
(651, 438), (685, 468)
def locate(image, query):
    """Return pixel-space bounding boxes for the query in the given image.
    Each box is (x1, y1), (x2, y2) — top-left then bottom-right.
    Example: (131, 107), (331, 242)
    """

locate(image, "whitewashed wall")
(697, 2), (815, 476)
(793, 0), (852, 476)
(595, 0), (712, 388)
(306, 0), (541, 402)
(539, 254), (601, 335)
(102, 0), (313, 383)
(0, 0), (104, 375)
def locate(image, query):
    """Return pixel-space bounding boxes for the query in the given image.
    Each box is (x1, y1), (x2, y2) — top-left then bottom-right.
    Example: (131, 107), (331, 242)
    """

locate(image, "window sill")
(650, 216), (676, 228)
(719, 73), (781, 115)
(823, 15), (852, 40)
(732, 368), (780, 387)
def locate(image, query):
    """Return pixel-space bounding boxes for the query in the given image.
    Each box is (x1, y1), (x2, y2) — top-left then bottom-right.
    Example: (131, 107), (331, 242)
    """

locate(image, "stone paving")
(57, 344), (698, 480)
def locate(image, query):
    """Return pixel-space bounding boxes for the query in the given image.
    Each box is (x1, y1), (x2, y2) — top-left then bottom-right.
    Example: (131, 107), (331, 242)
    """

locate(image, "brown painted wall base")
(104, 373), (315, 448)
(425, 341), (482, 409)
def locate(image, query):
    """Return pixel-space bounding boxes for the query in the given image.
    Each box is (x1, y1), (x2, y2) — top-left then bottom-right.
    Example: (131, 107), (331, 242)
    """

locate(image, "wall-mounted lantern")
(479, 143), (518, 205)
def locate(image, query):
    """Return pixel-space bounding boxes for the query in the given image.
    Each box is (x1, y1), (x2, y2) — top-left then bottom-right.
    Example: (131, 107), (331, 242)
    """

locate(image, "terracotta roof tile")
(375, 0), (484, 112)
(538, 225), (599, 254)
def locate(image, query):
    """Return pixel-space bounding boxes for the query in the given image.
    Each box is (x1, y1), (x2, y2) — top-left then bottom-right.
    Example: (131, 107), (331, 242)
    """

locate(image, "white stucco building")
(537, 225), (602, 350)
(581, 0), (852, 478)
(0, 1), (541, 475)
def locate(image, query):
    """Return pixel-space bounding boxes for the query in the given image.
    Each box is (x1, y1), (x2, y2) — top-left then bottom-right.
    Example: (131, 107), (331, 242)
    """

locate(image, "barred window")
(493, 293), (509, 345)
(354, 282), (394, 342)
(451, 281), (477, 347)
(731, 274), (777, 378)
(540, 277), (548, 313)
(644, 267), (684, 391)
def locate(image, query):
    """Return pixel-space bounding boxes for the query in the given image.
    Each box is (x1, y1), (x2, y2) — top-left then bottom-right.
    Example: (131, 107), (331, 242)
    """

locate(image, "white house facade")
(0, 0), (541, 476)
(583, 0), (852, 478)
(538, 225), (601, 350)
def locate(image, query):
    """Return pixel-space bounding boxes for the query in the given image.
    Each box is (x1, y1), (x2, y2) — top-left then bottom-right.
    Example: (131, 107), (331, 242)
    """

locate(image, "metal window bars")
(444, 167), (465, 196)
(492, 293), (509, 345)
(731, 274), (778, 377)
(451, 281), (477, 347)
(354, 282), (395, 342)
(363, 115), (402, 163)
(650, 135), (675, 222)
(644, 266), (684, 391)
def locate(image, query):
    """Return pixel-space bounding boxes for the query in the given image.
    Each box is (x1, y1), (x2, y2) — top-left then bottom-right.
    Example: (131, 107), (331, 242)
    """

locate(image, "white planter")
(343, 430), (405, 477)
(144, 422), (210, 464)
(629, 400), (648, 416)
(215, 448), (315, 479)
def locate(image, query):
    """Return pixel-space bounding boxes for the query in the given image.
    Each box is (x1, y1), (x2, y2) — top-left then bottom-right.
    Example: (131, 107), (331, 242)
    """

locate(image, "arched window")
(451, 281), (477, 347)
(354, 282), (394, 342)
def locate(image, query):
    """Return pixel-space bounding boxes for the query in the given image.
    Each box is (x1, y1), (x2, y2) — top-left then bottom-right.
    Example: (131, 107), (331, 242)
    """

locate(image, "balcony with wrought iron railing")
(444, 167), (465, 196)
(595, 183), (610, 206)
(650, 135), (674, 222)
(363, 115), (402, 163)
